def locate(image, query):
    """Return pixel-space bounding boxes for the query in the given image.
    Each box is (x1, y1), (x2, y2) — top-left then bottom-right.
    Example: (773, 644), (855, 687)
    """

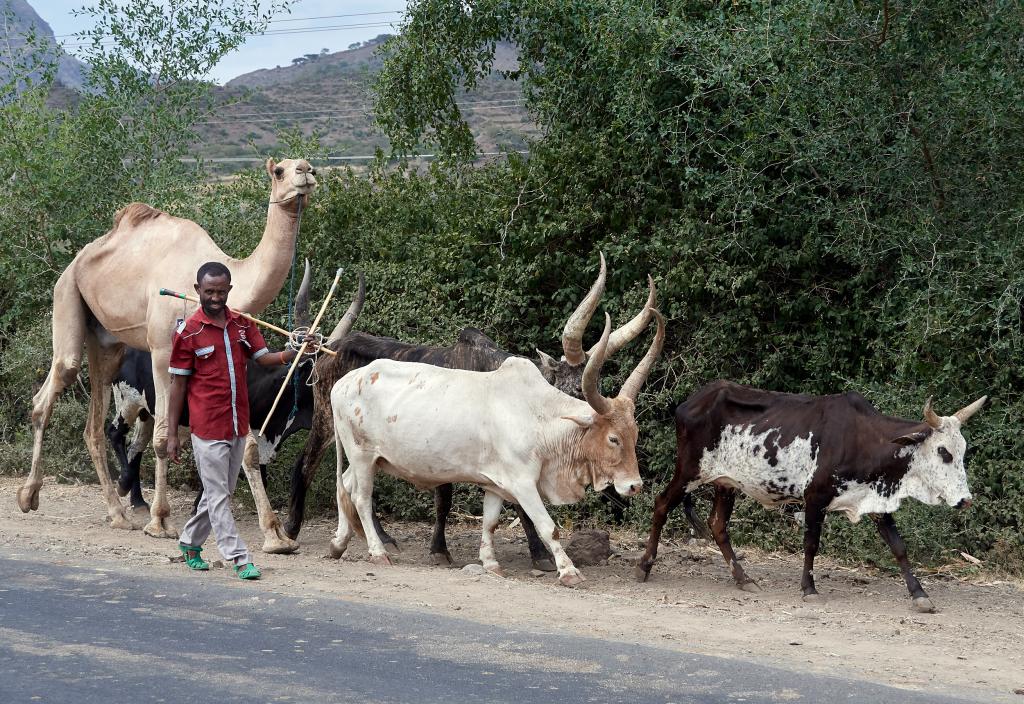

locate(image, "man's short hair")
(196, 261), (231, 284)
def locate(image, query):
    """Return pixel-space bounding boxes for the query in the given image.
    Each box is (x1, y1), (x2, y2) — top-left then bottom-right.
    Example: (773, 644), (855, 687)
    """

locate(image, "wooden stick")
(159, 288), (337, 356)
(259, 267), (344, 436)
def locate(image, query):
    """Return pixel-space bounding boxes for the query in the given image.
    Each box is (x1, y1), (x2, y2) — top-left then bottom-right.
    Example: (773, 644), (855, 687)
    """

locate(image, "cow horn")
(923, 396), (942, 429)
(954, 395), (987, 424)
(581, 312), (612, 415)
(589, 274), (656, 359)
(326, 272), (365, 343)
(294, 258), (312, 328)
(561, 253), (606, 366)
(618, 309), (666, 403)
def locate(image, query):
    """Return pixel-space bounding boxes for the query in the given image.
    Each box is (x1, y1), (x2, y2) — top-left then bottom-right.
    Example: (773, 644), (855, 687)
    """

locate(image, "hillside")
(0, 0), (86, 90)
(194, 36), (535, 162)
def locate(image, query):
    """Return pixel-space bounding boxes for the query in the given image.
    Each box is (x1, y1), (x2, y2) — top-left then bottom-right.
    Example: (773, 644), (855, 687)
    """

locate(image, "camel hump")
(113, 203), (165, 230)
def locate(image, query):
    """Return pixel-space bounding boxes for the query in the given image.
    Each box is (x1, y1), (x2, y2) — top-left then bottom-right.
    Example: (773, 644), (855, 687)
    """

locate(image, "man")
(167, 261), (317, 580)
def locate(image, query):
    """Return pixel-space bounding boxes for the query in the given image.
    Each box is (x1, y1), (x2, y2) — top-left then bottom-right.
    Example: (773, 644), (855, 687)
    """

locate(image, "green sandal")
(178, 543), (209, 571)
(234, 563), (261, 580)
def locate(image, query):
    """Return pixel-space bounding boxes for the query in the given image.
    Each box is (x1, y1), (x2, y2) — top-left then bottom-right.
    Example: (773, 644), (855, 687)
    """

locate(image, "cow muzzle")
(615, 480), (643, 498)
(955, 497), (972, 510)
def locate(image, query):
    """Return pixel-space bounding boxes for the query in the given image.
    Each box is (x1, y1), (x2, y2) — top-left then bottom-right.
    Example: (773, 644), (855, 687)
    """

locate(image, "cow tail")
(682, 491), (715, 542)
(333, 422), (365, 539)
(337, 486), (365, 539)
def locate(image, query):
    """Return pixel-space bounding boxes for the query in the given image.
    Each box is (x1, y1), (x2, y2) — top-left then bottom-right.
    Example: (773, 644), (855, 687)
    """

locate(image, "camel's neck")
(230, 200), (301, 314)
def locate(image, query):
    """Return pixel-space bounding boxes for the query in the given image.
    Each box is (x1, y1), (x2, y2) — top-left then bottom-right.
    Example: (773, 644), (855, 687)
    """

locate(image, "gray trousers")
(179, 435), (251, 566)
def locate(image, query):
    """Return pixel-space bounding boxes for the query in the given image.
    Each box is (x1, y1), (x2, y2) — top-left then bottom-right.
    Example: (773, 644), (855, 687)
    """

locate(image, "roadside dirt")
(2, 476), (1022, 702)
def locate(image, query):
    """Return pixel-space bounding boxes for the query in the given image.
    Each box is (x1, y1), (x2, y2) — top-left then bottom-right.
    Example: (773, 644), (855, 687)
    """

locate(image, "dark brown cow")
(636, 380), (986, 612)
(286, 255), (655, 569)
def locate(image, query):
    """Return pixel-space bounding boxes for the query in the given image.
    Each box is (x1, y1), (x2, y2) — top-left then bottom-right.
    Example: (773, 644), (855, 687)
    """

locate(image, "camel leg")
(145, 348), (177, 539)
(243, 432), (298, 554)
(83, 336), (134, 530)
(18, 270), (87, 514)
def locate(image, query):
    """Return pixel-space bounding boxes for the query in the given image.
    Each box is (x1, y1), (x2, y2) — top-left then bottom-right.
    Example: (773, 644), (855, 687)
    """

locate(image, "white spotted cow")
(635, 380), (986, 612)
(329, 311), (665, 586)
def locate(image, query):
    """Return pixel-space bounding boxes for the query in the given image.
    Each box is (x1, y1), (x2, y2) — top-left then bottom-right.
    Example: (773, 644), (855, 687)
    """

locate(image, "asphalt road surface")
(0, 548), (981, 704)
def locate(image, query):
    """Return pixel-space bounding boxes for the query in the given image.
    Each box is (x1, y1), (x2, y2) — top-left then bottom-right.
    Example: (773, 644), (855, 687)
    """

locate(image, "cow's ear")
(892, 429), (933, 446)
(562, 414), (595, 429)
(536, 349), (558, 378)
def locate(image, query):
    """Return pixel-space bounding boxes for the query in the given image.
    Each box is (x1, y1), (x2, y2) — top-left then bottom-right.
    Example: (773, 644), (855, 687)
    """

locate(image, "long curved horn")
(618, 309), (666, 402)
(581, 313), (612, 415)
(954, 395), (987, 424)
(923, 396), (941, 429)
(561, 253), (606, 366)
(590, 274), (656, 359)
(326, 273), (366, 343)
(294, 258), (312, 328)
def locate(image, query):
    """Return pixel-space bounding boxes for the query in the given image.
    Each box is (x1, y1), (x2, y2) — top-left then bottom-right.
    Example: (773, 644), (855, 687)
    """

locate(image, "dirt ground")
(3, 476), (1022, 702)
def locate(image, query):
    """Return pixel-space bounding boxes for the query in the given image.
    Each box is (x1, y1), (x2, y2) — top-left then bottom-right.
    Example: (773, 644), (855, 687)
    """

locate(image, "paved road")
(0, 549), (980, 704)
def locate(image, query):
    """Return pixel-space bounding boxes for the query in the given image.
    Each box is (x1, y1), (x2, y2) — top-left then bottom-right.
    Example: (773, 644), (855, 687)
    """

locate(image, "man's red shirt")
(168, 306), (269, 440)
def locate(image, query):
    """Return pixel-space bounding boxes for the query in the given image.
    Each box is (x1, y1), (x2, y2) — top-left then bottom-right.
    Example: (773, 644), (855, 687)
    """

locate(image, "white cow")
(328, 311), (665, 586)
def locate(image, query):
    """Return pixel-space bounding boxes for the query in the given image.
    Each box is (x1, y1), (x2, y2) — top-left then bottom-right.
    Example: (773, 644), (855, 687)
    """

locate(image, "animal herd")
(17, 157), (987, 613)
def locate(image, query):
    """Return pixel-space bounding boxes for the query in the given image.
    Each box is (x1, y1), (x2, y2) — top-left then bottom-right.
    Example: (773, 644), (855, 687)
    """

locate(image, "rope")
(288, 197), (304, 422)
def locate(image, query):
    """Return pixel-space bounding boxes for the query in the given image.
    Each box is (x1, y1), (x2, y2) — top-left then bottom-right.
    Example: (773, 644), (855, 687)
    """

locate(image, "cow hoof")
(131, 502), (151, 516)
(486, 566), (506, 578)
(531, 558), (557, 572)
(384, 540), (402, 555)
(370, 553), (394, 567)
(633, 565), (652, 583)
(16, 484), (41, 513)
(108, 511), (136, 531)
(328, 540), (346, 559)
(430, 551), (453, 566)
(802, 593), (826, 604)
(263, 536), (300, 555)
(558, 570), (585, 587)
(912, 596), (936, 613)
(739, 580), (763, 593)
(143, 518), (178, 539)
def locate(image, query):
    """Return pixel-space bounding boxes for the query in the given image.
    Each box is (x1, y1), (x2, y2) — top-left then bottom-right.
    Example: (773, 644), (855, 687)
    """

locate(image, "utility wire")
(59, 22), (399, 49)
(51, 10), (405, 39)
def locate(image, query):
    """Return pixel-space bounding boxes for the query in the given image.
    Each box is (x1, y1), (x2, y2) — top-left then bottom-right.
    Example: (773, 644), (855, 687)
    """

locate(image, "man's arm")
(254, 334), (320, 367)
(166, 375), (188, 463)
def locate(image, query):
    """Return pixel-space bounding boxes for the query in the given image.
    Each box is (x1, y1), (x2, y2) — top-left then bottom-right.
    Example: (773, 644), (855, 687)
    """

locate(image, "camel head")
(266, 158), (318, 209)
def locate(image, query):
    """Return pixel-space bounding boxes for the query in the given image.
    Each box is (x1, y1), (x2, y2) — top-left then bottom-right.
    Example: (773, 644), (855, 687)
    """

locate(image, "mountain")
(1, 0), (86, 90)
(195, 36), (535, 162)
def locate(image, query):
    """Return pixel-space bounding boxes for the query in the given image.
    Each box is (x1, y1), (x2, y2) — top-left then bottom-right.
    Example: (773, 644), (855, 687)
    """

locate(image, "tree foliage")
(1, 0), (1022, 571)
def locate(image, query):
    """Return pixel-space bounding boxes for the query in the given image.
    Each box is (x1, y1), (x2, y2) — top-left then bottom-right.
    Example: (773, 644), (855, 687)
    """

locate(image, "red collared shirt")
(168, 307), (269, 440)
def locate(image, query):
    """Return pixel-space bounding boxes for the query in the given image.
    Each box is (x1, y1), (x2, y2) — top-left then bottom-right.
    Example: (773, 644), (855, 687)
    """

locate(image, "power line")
(51, 10), (405, 39)
(55, 21), (399, 49)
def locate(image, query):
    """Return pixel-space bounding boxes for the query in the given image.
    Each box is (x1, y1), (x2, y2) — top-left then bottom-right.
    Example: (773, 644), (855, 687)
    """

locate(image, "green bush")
(2, 0), (1022, 575)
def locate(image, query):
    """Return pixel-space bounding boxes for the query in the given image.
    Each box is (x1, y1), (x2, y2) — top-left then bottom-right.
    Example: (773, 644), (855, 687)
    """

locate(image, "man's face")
(194, 273), (231, 318)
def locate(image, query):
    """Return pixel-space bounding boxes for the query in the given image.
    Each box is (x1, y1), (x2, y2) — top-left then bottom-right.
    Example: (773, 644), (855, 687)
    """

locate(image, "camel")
(17, 158), (317, 554)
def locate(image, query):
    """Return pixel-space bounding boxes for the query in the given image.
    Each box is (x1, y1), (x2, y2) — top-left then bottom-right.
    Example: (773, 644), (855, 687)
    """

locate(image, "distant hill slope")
(1, 0), (86, 90)
(195, 36), (535, 162)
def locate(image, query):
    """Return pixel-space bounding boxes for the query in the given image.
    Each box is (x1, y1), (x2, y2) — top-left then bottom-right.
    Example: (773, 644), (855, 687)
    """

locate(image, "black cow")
(286, 254), (656, 571)
(635, 380), (986, 612)
(107, 347), (316, 513)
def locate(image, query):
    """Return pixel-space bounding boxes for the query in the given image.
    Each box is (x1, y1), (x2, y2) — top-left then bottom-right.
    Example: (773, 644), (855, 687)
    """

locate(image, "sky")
(33, 0), (409, 84)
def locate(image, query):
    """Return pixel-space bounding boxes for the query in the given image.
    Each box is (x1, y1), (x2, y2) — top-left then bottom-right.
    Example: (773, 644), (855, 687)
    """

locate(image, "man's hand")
(167, 433), (180, 463)
(302, 332), (320, 354)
